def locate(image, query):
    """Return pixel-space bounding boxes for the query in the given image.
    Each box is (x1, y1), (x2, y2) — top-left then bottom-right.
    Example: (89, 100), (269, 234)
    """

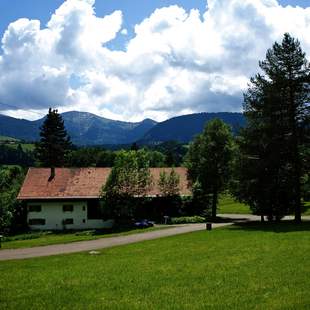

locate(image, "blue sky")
(0, 0), (309, 121)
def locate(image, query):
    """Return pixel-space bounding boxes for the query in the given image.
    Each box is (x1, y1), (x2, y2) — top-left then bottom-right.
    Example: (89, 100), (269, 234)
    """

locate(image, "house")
(17, 167), (191, 230)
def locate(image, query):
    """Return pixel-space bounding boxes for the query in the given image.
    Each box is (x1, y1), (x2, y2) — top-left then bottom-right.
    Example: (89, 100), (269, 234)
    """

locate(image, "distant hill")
(0, 111), (245, 146)
(60, 112), (157, 145)
(0, 112), (157, 145)
(140, 112), (245, 144)
(0, 114), (40, 142)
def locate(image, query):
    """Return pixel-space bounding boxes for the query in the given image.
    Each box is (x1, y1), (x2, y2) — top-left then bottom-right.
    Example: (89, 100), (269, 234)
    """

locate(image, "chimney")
(48, 167), (55, 182)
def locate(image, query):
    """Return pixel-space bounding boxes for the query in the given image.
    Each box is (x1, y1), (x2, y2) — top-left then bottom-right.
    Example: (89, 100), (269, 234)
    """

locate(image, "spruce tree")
(35, 108), (71, 167)
(236, 34), (310, 222)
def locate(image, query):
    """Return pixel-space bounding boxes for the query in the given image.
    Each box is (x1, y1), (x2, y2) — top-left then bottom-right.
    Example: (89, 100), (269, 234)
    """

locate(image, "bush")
(171, 216), (205, 224)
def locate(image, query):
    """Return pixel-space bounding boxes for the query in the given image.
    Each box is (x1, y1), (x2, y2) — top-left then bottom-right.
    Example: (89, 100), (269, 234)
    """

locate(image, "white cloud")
(0, 0), (310, 121)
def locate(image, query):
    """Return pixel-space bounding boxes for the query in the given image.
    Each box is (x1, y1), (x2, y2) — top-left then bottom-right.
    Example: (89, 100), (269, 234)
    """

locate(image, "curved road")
(1, 214), (306, 261)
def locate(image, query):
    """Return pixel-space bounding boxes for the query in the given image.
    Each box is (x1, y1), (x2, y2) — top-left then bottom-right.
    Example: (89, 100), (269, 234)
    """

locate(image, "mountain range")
(0, 111), (245, 145)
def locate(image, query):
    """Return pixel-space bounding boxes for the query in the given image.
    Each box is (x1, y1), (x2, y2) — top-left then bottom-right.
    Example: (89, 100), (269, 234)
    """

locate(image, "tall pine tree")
(35, 108), (71, 168)
(235, 34), (310, 222)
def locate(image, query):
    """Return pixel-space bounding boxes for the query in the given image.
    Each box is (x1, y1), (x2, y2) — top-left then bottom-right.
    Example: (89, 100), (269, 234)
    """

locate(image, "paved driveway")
(1, 214), (307, 261)
(0, 222), (232, 261)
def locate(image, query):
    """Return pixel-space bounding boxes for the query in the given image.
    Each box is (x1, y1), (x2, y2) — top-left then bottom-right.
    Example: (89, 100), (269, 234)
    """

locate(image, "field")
(304, 201), (310, 215)
(218, 195), (310, 216)
(218, 194), (250, 214)
(6, 142), (35, 152)
(0, 135), (19, 142)
(1, 222), (309, 309)
(0, 136), (35, 152)
(0, 226), (167, 250)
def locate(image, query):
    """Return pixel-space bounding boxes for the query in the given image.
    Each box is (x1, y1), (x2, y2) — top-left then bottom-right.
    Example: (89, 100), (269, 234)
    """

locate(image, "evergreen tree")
(186, 119), (234, 220)
(235, 34), (310, 222)
(35, 108), (71, 167)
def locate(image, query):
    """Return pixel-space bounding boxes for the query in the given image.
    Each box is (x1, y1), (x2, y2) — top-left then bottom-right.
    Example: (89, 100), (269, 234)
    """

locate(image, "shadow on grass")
(227, 220), (310, 233)
(211, 216), (253, 224)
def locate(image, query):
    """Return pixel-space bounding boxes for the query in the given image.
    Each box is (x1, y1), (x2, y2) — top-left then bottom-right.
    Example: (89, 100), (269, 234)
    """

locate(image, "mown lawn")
(1, 222), (309, 309)
(218, 194), (310, 215)
(218, 194), (250, 214)
(304, 201), (310, 215)
(0, 226), (167, 250)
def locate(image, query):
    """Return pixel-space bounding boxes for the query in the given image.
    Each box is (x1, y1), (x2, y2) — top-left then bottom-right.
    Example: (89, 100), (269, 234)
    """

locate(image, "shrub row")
(170, 216), (205, 224)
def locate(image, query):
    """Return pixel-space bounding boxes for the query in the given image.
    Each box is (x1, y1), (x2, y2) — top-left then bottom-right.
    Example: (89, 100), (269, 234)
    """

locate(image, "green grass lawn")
(304, 201), (310, 215)
(218, 194), (310, 215)
(0, 226), (167, 250)
(0, 222), (309, 309)
(0, 135), (19, 142)
(218, 194), (251, 214)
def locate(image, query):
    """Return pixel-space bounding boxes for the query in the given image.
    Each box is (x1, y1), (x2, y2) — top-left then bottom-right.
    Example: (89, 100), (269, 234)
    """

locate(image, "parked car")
(134, 219), (155, 228)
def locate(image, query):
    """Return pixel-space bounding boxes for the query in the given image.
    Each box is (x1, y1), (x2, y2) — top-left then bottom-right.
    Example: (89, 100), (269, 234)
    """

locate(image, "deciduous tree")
(186, 119), (234, 220)
(101, 150), (153, 219)
(158, 168), (180, 197)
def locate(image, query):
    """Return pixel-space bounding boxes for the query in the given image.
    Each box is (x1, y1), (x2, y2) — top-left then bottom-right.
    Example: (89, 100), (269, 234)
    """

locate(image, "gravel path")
(1, 214), (308, 261)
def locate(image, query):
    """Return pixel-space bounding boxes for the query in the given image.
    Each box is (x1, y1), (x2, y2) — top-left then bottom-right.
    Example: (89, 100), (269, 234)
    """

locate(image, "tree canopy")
(234, 33), (310, 222)
(186, 118), (234, 219)
(158, 169), (180, 197)
(101, 150), (153, 219)
(0, 166), (26, 232)
(35, 108), (71, 167)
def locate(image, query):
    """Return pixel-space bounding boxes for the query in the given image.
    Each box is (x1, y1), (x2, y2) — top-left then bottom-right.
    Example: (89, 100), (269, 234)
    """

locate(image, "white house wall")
(27, 201), (114, 230)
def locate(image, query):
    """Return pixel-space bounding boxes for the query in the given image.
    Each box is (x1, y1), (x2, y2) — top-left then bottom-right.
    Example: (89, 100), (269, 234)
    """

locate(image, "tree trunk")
(288, 82), (302, 223)
(293, 135), (302, 223)
(212, 188), (218, 221)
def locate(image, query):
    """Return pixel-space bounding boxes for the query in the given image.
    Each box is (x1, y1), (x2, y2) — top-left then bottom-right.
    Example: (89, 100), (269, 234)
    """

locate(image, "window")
(82, 206), (86, 211)
(63, 204), (74, 212)
(83, 219), (86, 223)
(28, 205), (42, 212)
(87, 200), (102, 219)
(63, 218), (73, 225)
(29, 219), (45, 225)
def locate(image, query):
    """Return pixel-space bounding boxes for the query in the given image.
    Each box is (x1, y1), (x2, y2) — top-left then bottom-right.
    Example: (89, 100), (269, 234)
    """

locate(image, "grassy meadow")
(218, 194), (250, 214)
(1, 222), (309, 309)
(0, 135), (19, 142)
(0, 226), (168, 250)
(218, 194), (310, 216)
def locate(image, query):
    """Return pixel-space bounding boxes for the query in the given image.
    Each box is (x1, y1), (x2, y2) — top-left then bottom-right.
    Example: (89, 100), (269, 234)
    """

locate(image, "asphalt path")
(1, 214), (308, 261)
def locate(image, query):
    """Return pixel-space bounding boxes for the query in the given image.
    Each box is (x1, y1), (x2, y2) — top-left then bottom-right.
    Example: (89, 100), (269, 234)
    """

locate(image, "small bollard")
(206, 222), (212, 231)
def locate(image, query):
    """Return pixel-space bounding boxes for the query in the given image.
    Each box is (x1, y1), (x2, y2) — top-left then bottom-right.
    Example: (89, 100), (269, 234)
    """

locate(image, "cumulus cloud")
(0, 0), (310, 121)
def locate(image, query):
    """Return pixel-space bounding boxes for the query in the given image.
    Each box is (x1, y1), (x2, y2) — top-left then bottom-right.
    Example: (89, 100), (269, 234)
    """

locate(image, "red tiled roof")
(17, 167), (191, 200)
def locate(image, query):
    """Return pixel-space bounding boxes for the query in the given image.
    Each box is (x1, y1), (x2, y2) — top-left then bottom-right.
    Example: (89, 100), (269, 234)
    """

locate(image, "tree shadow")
(227, 220), (310, 233)
(211, 216), (255, 224)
